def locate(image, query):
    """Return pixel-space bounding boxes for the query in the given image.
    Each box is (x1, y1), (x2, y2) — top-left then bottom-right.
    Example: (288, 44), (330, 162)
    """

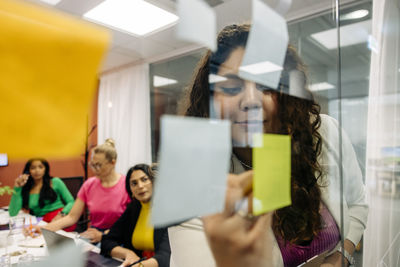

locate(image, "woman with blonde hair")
(35, 138), (131, 243)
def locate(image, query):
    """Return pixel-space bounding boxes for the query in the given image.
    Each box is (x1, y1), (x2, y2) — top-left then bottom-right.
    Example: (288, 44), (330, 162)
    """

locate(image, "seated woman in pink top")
(38, 138), (131, 243)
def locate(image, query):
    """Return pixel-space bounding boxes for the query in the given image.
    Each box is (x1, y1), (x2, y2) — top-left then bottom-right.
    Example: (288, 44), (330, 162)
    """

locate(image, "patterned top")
(276, 203), (340, 267)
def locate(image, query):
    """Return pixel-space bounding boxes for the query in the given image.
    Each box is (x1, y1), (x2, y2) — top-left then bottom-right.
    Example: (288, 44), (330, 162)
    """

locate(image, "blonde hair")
(93, 138), (117, 162)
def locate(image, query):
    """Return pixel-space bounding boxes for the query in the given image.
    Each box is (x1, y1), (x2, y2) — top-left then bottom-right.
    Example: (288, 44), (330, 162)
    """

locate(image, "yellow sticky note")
(0, 0), (110, 159)
(253, 134), (291, 215)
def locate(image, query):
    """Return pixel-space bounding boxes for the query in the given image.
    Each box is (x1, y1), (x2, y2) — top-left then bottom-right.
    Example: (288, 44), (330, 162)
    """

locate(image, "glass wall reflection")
(150, 50), (206, 160)
(149, 0), (399, 266)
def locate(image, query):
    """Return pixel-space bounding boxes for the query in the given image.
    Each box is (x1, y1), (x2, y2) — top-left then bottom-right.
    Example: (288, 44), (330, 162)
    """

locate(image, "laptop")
(41, 228), (121, 267)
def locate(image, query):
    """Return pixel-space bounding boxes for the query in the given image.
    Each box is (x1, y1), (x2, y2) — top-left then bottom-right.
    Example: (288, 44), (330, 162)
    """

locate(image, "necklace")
(237, 157), (253, 170)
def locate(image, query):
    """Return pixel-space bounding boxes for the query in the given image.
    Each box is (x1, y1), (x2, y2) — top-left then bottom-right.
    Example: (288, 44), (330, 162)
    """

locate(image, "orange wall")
(0, 86), (99, 207)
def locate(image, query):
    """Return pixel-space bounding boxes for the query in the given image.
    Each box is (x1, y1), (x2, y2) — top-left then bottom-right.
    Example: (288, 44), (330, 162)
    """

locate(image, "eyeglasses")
(89, 161), (107, 170)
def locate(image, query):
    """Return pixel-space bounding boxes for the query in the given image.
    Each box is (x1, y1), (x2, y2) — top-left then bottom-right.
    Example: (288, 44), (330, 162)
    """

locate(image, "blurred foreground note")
(177, 0), (216, 51)
(152, 115), (231, 227)
(239, 0), (288, 90)
(30, 242), (84, 267)
(253, 134), (291, 215)
(0, 0), (110, 159)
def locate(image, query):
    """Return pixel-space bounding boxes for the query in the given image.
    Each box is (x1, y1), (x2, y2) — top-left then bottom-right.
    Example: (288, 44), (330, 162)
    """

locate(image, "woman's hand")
(121, 250), (140, 267)
(321, 252), (348, 267)
(322, 239), (355, 267)
(203, 171), (274, 267)
(14, 174), (29, 187)
(110, 247), (142, 267)
(23, 225), (41, 237)
(79, 227), (103, 243)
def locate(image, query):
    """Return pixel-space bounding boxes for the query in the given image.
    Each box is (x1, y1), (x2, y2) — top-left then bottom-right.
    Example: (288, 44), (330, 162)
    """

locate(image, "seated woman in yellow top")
(101, 164), (170, 267)
(9, 158), (75, 231)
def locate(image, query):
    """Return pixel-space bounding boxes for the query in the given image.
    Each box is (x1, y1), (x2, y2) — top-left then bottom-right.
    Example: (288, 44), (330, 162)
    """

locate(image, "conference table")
(0, 208), (121, 266)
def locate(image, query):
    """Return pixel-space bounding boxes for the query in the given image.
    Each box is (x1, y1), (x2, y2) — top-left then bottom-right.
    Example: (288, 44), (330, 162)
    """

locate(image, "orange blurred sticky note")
(0, 0), (110, 159)
(253, 134), (291, 215)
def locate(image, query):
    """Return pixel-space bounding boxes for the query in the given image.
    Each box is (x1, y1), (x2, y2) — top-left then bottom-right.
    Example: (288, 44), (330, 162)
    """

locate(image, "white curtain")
(363, 0), (400, 266)
(97, 64), (152, 175)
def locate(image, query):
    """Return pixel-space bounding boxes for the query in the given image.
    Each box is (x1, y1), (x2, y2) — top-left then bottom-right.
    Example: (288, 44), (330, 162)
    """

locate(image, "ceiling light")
(84, 0), (179, 36)
(340, 9), (369, 21)
(153, 75), (177, 87)
(309, 82), (335, 91)
(310, 20), (371, 50)
(239, 61), (283, 75)
(108, 101), (113, 108)
(39, 0), (62, 5)
(208, 74), (227, 84)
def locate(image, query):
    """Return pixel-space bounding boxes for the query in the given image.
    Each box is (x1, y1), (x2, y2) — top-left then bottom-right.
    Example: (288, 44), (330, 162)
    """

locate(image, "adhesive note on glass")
(239, 0), (288, 90)
(151, 115), (231, 227)
(253, 134), (291, 215)
(30, 242), (84, 267)
(177, 0), (216, 51)
(274, 0), (292, 15)
(0, 0), (110, 159)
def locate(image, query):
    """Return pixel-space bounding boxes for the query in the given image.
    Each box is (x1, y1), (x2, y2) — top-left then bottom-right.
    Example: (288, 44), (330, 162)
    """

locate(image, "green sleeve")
(8, 187), (23, 216)
(52, 178), (75, 214)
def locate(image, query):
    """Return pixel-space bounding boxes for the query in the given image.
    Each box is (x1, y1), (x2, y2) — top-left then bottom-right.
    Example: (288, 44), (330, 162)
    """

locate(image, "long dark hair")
(125, 164), (156, 200)
(21, 158), (58, 210)
(180, 24), (323, 244)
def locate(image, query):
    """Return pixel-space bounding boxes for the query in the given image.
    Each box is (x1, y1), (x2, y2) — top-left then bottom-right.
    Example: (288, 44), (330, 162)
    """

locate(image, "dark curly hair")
(125, 163), (157, 200)
(180, 24), (323, 244)
(21, 158), (58, 212)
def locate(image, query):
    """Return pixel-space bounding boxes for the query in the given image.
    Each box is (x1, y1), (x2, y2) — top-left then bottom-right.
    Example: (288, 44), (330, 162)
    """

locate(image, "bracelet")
(337, 246), (355, 266)
(138, 263), (144, 267)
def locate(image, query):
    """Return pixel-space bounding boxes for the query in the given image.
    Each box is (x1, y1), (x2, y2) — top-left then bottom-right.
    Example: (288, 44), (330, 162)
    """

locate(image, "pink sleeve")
(77, 179), (89, 203)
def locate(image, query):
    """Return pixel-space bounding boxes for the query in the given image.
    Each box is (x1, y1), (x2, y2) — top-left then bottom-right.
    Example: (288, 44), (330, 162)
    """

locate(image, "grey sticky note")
(239, 0), (289, 90)
(30, 243), (84, 267)
(177, 0), (217, 51)
(151, 115), (231, 227)
(274, 0), (292, 16)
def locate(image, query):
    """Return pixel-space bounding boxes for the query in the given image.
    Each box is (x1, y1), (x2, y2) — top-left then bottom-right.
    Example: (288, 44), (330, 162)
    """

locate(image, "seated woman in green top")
(8, 158), (75, 231)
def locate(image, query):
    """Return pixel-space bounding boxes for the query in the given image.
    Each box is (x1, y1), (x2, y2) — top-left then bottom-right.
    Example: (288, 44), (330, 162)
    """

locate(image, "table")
(0, 209), (103, 266)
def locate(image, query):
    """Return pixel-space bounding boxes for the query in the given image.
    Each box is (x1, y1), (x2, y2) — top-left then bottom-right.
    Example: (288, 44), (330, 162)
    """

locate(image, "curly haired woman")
(168, 24), (368, 267)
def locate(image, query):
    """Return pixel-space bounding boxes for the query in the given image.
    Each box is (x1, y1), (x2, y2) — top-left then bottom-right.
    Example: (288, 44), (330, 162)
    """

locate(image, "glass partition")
(289, 1), (372, 179)
(149, 0), (399, 266)
(150, 49), (206, 160)
(361, 0), (400, 266)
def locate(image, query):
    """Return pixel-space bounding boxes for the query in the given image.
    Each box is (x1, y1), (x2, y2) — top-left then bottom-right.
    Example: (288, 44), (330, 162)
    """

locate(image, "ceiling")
(27, 0), (362, 73)
(148, 0), (372, 102)
(288, 1), (372, 100)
